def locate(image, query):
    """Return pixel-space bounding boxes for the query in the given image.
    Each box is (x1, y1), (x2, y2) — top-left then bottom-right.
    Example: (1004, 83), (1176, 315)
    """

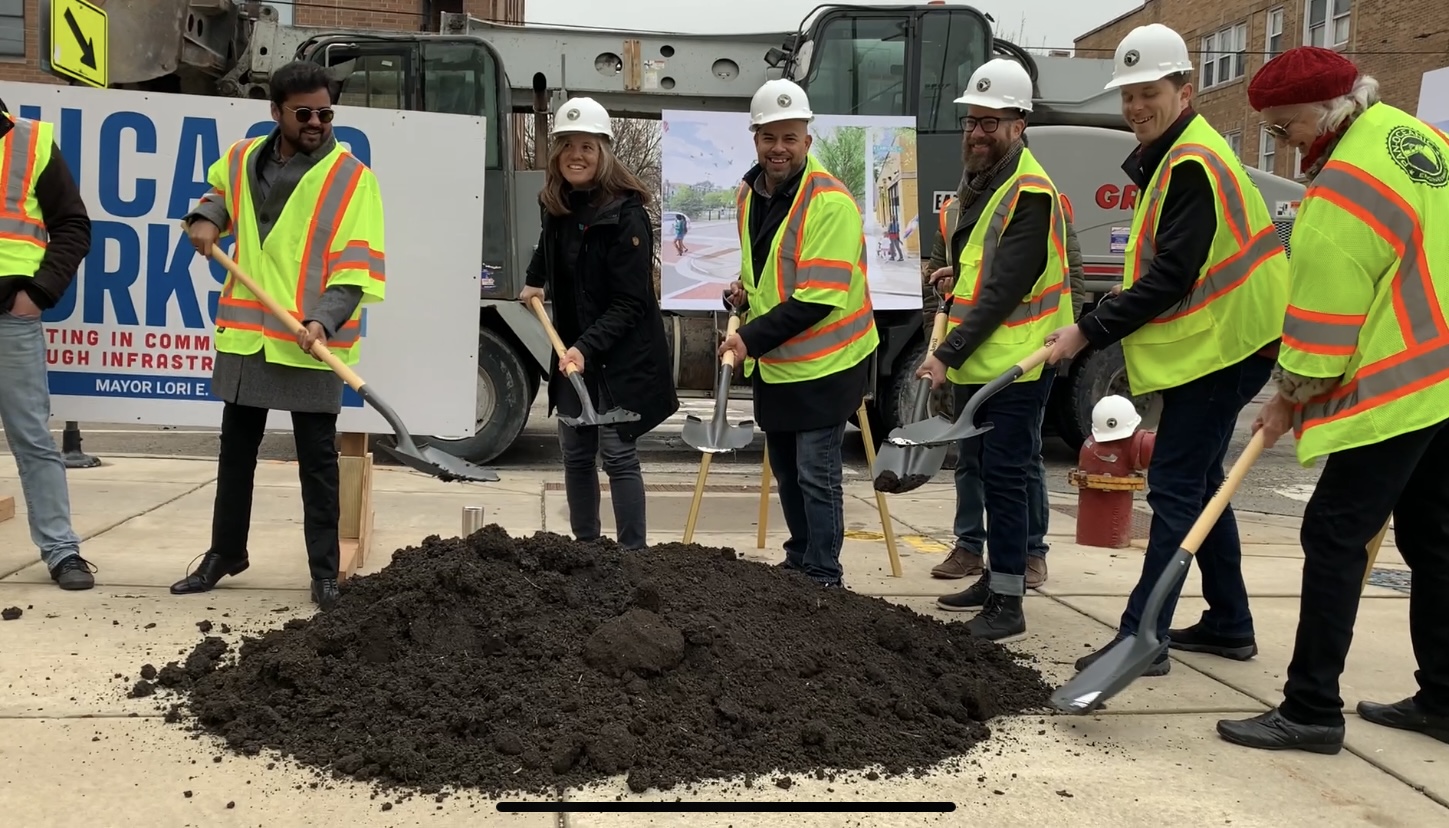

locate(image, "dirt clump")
(142, 526), (1052, 797)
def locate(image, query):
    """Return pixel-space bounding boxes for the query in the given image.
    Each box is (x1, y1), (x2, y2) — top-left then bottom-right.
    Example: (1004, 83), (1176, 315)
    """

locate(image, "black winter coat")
(524, 189), (679, 442)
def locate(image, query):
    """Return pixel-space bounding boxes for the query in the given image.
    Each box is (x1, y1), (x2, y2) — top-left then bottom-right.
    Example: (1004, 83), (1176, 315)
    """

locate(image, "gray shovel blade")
(872, 440), (950, 493)
(885, 414), (995, 448)
(1049, 633), (1169, 714)
(378, 440), (501, 483)
(681, 414), (755, 453)
(563, 372), (641, 427)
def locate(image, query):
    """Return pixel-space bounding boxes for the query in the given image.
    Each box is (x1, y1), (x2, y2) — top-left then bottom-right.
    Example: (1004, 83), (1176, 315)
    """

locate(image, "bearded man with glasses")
(172, 60), (388, 612)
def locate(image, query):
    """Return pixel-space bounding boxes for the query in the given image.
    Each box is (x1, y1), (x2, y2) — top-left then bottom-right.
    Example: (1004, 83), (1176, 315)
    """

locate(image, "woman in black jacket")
(518, 97), (679, 549)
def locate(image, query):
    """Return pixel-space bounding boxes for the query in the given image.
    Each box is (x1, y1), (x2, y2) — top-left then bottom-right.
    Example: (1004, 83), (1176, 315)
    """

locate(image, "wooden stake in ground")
(1362, 517), (1391, 593)
(337, 432), (375, 582)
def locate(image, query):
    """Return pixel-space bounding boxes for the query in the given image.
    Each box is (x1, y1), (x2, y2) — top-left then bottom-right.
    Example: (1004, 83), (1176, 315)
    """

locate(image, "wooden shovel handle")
(200, 234), (366, 393)
(1181, 430), (1266, 554)
(721, 311), (743, 369)
(1017, 345), (1055, 374)
(927, 308), (949, 352)
(528, 296), (580, 376)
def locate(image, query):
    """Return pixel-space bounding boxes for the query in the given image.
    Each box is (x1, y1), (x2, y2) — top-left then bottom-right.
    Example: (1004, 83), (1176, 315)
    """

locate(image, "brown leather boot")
(1026, 556), (1048, 589)
(931, 545), (983, 579)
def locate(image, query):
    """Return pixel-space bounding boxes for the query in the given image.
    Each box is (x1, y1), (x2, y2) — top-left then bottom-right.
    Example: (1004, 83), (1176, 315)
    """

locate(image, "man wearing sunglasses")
(172, 60), (388, 612)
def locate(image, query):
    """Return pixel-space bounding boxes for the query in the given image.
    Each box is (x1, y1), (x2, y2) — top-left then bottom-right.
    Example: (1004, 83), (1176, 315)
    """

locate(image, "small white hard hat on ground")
(1091, 394), (1143, 442)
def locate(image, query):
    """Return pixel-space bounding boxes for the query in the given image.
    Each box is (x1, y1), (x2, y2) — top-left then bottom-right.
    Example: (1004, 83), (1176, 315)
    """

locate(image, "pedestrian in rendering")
(173, 61), (387, 611)
(0, 98), (95, 590)
(517, 97), (678, 550)
(721, 79), (878, 588)
(1217, 46), (1449, 754)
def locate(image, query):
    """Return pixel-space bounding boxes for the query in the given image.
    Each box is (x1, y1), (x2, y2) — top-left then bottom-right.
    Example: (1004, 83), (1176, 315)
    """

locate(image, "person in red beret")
(1217, 45), (1449, 753)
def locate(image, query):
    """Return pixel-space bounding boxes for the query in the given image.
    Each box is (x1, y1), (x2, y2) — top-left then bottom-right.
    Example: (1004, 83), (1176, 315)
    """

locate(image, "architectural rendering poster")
(659, 110), (923, 312)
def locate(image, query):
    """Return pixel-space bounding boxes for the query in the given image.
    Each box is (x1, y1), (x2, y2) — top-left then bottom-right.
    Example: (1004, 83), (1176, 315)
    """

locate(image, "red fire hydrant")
(1067, 395), (1156, 548)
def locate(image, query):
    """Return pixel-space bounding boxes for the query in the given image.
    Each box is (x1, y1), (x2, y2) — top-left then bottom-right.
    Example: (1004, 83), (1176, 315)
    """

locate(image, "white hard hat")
(749, 79), (813, 131)
(552, 96), (612, 140)
(1104, 23), (1193, 90)
(954, 58), (1034, 112)
(1091, 395), (1143, 442)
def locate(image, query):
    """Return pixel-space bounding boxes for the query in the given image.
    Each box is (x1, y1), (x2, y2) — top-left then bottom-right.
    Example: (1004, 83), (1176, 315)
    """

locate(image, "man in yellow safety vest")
(720, 79), (879, 588)
(0, 100), (96, 590)
(1046, 24), (1289, 673)
(914, 58), (1072, 641)
(172, 61), (387, 611)
(1217, 46), (1449, 754)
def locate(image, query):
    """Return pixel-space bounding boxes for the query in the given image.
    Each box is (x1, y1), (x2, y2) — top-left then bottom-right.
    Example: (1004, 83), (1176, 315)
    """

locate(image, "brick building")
(1074, 0), (1449, 181)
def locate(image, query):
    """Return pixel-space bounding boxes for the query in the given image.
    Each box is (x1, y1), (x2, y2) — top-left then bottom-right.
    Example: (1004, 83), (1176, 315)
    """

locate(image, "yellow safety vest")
(1118, 116), (1289, 395)
(205, 135), (387, 368)
(735, 153), (878, 383)
(938, 148), (1071, 385)
(1278, 103), (1449, 465)
(0, 113), (54, 278)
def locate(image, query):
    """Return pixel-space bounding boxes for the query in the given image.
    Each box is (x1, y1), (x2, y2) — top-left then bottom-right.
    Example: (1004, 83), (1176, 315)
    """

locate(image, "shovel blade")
(871, 441), (950, 493)
(1049, 633), (1169, 714)
(378, 440), (501, 483)
(681, 414), (754, 453)
(885, 414), (995, 448)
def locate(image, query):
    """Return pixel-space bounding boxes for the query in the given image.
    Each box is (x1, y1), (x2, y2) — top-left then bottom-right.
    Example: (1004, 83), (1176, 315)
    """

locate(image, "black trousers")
(210, 402), (341, 581)
(1280, 416), (1449, 727)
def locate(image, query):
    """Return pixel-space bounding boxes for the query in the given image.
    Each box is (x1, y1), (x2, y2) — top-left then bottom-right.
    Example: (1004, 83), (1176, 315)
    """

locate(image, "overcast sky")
(520, 0), (1144, 53)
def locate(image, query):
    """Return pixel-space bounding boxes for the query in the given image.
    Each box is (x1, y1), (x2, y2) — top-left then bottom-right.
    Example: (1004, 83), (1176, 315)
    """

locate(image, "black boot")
(1166, 621), (1258, 660)
(311, 578), (340, 611)
(936, 571), (991, 612)
(966, 592), (1025, 642)
(170, 552), (249, 595)
(1357, 697), (1449, 744)
(1216, 708), (1344, 754)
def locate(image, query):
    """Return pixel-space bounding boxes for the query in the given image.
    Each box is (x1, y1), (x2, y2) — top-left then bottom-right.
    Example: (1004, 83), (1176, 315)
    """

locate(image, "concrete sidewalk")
(0, 453), (1442, 827)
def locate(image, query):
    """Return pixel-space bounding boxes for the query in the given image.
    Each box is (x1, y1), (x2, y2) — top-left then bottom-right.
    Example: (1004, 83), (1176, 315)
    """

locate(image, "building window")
(1201, 23), (1248, 89)
(1223, 130), (1243, 159)
(1259, 125), (1277, 173)
(0, 0), (23, 58)
(1306, 0), (1351, 48)
(1266, 8), (1285, 56)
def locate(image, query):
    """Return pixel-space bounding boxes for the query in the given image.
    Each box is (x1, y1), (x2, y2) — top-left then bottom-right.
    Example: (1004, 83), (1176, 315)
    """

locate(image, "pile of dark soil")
(141, 526), (1052, 797)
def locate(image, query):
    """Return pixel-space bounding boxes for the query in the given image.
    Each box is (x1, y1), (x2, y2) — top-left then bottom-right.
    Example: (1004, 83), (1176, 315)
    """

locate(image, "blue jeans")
(0, 312), (82, 570)
(1119, 353), (1273, 641)
(767, 423), (847, 585)
(557, 420), (647, 549)
(954, 381), (1051, 559)
(953, 370), (1054, 596)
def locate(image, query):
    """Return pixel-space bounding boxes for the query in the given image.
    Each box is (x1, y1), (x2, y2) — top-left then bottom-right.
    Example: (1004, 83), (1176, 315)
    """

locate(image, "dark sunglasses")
(960, 115), (1019, 134)
(284, 105), (335, 124)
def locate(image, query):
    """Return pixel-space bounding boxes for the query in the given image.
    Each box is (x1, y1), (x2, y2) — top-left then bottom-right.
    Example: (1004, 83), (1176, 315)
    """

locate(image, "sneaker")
(1166, 622), (1258, 660)
(931, 545), (983, 579)
(936, 570), (991, 612)
(1074, 635), (1170, 676)
(966, 592), (1026, 642)
(1026, 555), (1048, 589)
(50, 555), (97, 590)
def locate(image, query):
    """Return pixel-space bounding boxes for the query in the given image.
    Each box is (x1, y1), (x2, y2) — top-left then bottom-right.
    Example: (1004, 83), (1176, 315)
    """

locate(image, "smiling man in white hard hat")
(1044, 23), (1290, 675)
(911, 58), (1072, 642)
(719, 79), (879, 589)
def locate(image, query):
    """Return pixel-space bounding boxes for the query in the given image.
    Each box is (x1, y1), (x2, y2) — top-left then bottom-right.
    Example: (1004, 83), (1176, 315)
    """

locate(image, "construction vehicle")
(86, 0), (1306, 461)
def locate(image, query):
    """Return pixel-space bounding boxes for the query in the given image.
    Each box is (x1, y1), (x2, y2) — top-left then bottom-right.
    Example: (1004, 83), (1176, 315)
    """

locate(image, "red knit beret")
(1248, 46), (1360, 110)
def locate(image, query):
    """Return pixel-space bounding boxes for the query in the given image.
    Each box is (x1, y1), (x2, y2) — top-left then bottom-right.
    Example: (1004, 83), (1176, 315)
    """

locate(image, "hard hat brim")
(1104, 65), (1192, 90)
(952, 92), (1033, 112)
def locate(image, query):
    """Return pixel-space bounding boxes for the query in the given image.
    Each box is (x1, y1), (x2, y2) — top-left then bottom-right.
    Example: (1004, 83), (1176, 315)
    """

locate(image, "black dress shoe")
(1217, 707), (1345, 754)
(170, 552), (249, 595)
(311, 578), (340, 611)
(1357, 697), (1449, 744)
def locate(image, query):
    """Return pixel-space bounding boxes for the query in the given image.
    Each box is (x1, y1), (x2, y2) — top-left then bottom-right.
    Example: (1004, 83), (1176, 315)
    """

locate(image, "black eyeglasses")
(961, 115), (1018, 134)
(284, 105), (335, 124)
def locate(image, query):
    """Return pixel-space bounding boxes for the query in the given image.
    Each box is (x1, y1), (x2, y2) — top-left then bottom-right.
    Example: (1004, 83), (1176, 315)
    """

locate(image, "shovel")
(886, 345), (1055, 449)
(528, 296), (640, 428)
(1050, 430), (1267, 714)
(681, 306), (754, 453)
(872, 296), (951, 493)
(200, 239), (500, 483)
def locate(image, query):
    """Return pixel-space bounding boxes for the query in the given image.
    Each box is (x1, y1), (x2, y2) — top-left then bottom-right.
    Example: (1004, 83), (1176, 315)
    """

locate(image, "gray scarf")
(958, 138), (1026, 209)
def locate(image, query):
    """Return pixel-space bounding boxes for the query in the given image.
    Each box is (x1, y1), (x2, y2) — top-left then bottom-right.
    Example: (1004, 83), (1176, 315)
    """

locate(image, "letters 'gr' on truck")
(43, 0), (1307, 464)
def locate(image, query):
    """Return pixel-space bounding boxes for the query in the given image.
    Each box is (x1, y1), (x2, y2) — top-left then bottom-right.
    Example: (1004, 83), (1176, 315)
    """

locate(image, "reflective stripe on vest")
(1118, 119), (1288, 396)
(0, 116), (53, 276)
(1279, 110), (1449, 464)
(943, 149), (1070, 385)
(213, 138), (383, 364)
(735, 156), (878, 382)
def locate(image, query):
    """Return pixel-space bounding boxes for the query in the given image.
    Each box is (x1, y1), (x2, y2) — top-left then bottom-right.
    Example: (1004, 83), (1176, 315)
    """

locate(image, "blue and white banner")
(1, 81), (485, 435)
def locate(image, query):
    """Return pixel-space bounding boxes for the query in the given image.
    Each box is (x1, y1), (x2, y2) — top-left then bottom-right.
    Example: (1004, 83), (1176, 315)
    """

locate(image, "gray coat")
(187, 130), (363, 415)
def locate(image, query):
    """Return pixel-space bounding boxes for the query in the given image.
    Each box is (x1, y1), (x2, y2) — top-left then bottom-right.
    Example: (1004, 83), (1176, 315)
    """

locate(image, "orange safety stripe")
(1129, 143), (1280, 325)
(0, 118), (50, 249)
(947, 175), (1067, 328)
(738, 171), (875, 365)
(215, 146), (374, 349)
(1289, 159), (1449, 435)
(1060, 192), (1074, 223)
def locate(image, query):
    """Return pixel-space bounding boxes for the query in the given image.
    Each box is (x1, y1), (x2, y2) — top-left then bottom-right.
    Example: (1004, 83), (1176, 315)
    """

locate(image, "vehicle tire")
(1051, 342), (1160, 452)
(424, 326), (535, 465)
